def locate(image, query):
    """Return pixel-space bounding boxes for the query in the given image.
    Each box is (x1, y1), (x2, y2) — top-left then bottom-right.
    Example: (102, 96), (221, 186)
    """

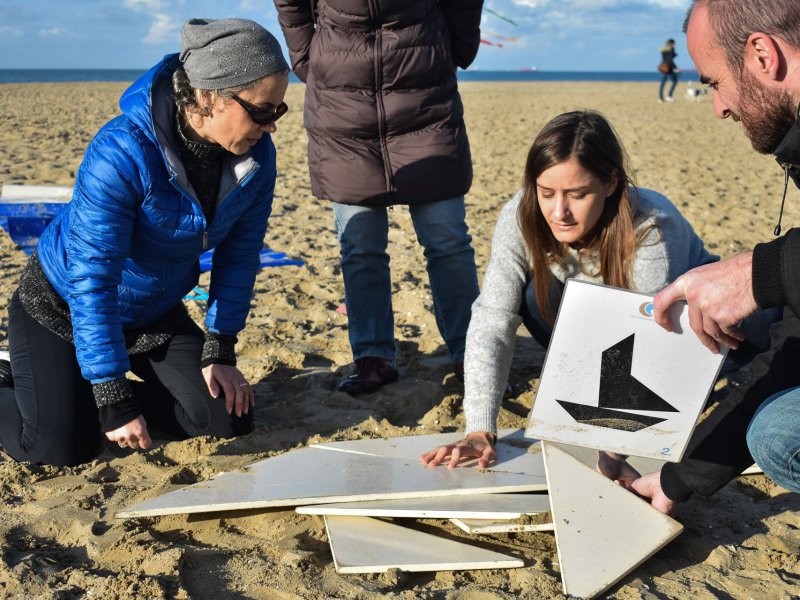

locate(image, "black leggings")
(0, 291), (252, 466)
(519, 274), (565, 348)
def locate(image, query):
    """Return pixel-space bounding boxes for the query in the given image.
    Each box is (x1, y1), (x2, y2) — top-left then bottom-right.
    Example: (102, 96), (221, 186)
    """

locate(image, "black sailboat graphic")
(557, 334), (678, 432)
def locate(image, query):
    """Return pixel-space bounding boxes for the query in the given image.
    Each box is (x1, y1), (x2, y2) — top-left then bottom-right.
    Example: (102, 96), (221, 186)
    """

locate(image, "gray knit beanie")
(180, 18), (289, 90)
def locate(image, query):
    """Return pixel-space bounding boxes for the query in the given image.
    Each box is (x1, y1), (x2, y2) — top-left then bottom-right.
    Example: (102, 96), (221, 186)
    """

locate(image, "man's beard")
(733, 67), (796, 155)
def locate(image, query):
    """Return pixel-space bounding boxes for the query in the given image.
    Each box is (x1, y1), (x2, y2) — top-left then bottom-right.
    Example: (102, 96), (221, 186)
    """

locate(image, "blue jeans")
(659, 71), (678, 100)
(332, 197), (479, 363)
(747, 386), (800, 492)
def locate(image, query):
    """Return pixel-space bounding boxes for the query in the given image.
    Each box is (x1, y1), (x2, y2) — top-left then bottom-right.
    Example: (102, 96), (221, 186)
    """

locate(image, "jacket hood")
(119, 53), (180, 148)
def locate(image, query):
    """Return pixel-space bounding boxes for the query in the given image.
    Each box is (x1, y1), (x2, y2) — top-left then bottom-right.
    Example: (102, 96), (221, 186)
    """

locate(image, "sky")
(0, 0), (694, 72)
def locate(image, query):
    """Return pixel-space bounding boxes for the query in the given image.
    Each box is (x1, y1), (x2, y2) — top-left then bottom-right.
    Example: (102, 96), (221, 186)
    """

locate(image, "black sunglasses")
(230, 94), (288, 126)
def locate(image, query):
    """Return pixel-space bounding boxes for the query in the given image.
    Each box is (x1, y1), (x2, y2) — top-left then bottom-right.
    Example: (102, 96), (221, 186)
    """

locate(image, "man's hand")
(596, 451), (641, 487)
(653, 252), (756, 353)
(420, 431), (496, 469)
(202, 364), (254, 417)
(105, 415), (152, 450)
(628, 470), (677, 515)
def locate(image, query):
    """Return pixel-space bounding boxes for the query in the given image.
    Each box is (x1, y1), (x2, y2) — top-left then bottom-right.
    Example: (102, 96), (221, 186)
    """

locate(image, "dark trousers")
(520, 275), (564, 348)
(0, 291), (252, 467)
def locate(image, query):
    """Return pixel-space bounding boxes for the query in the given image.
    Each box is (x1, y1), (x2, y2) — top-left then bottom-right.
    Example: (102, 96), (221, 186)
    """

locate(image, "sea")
(0, 69), (700, 84)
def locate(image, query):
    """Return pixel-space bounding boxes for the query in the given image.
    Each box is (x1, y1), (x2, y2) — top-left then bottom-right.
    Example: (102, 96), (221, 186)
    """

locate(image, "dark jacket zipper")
(367, 0), (395, 198)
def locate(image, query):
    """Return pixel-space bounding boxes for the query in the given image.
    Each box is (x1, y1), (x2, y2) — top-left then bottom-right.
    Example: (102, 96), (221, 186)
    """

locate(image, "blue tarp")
(0, 201), (303, 271)
(0, 202), (67, 254)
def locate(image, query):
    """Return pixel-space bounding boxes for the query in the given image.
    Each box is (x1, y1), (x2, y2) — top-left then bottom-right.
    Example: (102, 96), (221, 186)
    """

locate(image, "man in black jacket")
(622, 0), (800, 513)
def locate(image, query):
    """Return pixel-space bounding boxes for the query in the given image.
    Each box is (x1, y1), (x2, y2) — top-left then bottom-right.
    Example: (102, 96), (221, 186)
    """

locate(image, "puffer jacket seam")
(367, 0), (394, 196)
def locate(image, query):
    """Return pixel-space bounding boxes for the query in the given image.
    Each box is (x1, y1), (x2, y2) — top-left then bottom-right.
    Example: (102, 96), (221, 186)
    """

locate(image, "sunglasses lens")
(232, 95), (288, 126)
(249, 103), (287, 125)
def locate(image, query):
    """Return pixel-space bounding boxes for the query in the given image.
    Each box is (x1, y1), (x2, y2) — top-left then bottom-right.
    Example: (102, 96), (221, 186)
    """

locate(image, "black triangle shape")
(557, 400), (668, 432)
(598, 334), (678, 412)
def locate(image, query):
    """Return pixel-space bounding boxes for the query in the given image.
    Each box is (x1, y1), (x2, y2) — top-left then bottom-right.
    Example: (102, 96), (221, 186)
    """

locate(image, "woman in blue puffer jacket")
(0, 18), (290, 466)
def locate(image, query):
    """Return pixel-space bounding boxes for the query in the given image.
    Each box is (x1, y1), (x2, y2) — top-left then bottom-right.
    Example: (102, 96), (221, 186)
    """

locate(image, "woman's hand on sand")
(420, 432), (497, 469)
(203, 364), (254, 417)
(596, 450), (641, 487)
(105, 415), (152, 450)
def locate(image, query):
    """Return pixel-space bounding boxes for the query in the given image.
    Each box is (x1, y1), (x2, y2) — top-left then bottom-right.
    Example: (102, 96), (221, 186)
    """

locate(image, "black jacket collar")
(771, 106), (800, 235)
(774, 106), (800, 189)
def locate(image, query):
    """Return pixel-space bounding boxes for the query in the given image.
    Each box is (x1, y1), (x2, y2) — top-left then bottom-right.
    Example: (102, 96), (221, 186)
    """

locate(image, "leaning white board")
(450, 518), (554, 535)
(297, 492), (551, 519)
(526, 280), (726, 462)
(325, 516), (524, 573)
(543, 442), (683, 599)
(0, 184), (72, 202)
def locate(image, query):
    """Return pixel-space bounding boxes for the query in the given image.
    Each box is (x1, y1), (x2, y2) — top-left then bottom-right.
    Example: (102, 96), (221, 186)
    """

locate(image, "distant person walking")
(658, 38), (679, 102)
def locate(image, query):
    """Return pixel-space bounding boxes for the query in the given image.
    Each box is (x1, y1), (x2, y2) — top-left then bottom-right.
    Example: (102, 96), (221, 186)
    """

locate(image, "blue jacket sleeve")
(205, 151), (276, 336)
(66, 128), (143, 384)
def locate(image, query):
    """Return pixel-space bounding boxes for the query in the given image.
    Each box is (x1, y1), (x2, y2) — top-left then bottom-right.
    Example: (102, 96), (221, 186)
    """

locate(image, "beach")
(0, 80), (798, 599)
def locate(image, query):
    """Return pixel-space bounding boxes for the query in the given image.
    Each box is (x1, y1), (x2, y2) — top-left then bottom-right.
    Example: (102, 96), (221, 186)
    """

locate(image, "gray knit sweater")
(464, 187), (718, 434)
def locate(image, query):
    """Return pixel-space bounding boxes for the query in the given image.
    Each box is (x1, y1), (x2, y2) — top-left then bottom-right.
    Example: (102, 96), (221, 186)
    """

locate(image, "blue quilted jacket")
(37, 54), (276, 384)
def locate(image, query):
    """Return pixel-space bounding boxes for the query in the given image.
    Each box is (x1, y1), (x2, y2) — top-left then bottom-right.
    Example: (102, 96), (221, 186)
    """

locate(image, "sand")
(0, 80), (798, 599)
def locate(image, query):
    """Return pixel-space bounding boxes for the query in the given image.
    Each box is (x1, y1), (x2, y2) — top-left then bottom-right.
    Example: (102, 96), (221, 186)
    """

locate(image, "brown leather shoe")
(338, 357), (398, 395)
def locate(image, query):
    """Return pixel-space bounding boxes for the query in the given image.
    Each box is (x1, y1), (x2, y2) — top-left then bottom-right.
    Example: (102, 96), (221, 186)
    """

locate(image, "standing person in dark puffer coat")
(274, 0), (483, 394)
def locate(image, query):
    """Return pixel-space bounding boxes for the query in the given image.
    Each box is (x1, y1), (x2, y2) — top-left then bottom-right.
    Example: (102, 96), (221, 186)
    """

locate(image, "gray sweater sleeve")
(464, 194), (529, 434)
(630, 188), (718, 294)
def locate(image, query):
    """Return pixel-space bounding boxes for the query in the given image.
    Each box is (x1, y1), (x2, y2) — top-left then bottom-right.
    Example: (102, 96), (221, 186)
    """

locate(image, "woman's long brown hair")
(518, 111), (643, 323)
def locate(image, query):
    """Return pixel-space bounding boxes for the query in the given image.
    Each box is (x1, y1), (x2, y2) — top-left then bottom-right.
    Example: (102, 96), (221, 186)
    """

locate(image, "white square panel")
(117, 430), (546, 519)
(527, 280), (725, 462)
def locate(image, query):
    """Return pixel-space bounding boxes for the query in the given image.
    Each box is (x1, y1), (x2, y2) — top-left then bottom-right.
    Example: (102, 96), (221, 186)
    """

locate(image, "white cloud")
(620, 46), (647, 56)
(646, 0), (686, 7)
(569, 0), (621, 8)
(512, 0), (551, 7)
(0, 25), (23, 36)
(37, 26), (66, 37)
(143, 13), (178, 44)
(512, 0), (686, 10)
(124, 0), (164, 10)
(122, 0), (178, 45)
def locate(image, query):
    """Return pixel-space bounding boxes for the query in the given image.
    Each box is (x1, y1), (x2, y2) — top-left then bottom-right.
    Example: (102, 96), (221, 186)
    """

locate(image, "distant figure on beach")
(420, 110), (777, 473)
(0, 19), (289, 466)
(274, 0), (483, 394)
(634, 0), (800, 514)
(659, 38), (679, 102)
